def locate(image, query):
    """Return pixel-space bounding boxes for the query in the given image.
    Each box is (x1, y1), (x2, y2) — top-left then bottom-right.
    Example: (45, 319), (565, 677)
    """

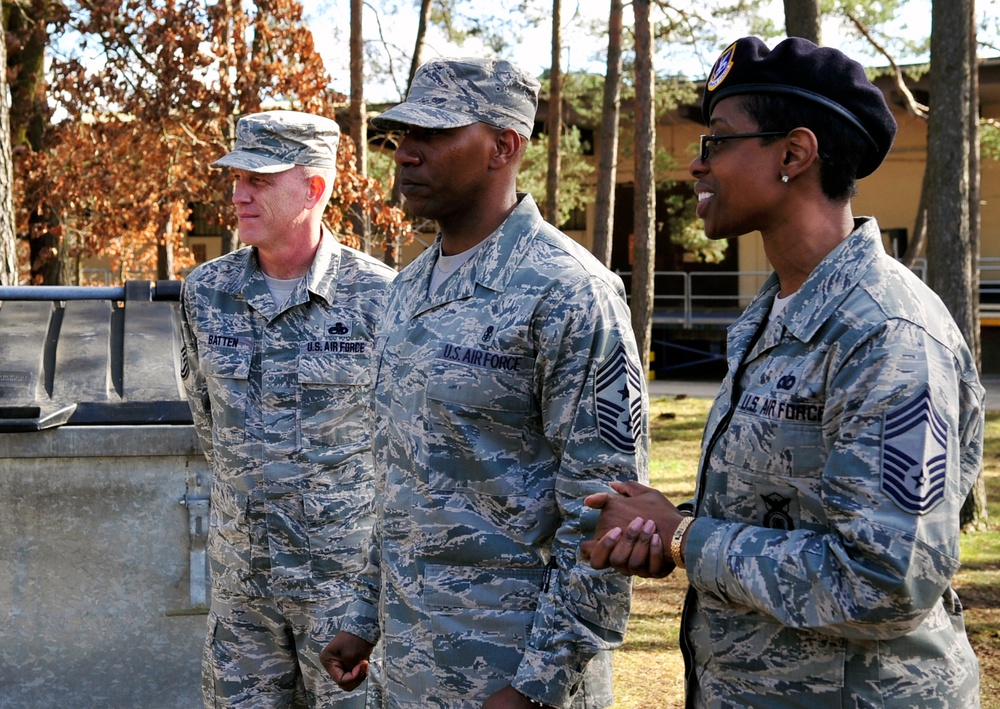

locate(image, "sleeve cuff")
(339, 598), (381, 646)
(512, 647), (586, 708)
(683, 517), (741, 598)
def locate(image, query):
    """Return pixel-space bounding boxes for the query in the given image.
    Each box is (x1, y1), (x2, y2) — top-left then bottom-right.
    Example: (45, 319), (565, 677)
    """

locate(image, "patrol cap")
(370, 57), (540, 138)
(211, 110), (340, 174)
(703, 37), (897, 178)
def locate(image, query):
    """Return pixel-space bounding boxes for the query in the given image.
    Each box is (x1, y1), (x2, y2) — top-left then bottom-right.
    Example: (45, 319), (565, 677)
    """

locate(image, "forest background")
(0, 1), (999, 704)
(1, 0), (996, 286)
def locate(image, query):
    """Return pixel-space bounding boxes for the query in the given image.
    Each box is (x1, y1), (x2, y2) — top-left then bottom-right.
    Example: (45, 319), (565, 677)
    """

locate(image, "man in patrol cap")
(583, 36), (983, 708)
(180, 109), (395, 708)
(320, 57), (649, 708)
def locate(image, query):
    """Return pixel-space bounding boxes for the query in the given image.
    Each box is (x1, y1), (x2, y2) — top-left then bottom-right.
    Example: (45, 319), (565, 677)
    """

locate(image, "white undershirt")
(769, 291), (795, 323)
(262, 273), (304, 309)
(429, 240), (489, 292)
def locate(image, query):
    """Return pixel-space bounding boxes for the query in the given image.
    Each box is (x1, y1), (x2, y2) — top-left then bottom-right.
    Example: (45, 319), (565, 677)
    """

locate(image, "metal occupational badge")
(595, 343), (643, 453)
(881, 389), (949, 514)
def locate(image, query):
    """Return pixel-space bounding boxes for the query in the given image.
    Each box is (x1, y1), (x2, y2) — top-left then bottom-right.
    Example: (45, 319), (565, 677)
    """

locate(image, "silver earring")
(781, 175), (789, 183)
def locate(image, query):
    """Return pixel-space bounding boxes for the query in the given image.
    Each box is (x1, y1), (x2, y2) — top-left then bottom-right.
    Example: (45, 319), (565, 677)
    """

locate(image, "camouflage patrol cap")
(370, 57), (540, 138)
(211, 110), (340, 174)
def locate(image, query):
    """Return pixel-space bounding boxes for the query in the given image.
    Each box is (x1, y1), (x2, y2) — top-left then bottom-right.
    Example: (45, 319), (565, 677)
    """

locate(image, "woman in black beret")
(583, 36), (983, 708)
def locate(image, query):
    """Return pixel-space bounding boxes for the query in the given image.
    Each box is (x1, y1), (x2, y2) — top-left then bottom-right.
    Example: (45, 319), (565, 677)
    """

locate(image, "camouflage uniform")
(680, 218), (983, 708)
(181, 228), (395, 708)
(339, 194), (649, 708)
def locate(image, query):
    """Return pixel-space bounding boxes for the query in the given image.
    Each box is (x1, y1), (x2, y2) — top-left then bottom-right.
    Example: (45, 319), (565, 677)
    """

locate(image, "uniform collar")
(779, 217), (882, 343)
(403, 193), (543, 304)
(221, 226), (343, 314)
(725, 217), (883, 367)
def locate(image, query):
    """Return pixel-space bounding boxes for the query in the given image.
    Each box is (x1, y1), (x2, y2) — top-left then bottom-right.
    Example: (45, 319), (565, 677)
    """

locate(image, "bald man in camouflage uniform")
(320, 58), (649, 709)
(181, 110), (395, 709)
(583, 38), (983, 708)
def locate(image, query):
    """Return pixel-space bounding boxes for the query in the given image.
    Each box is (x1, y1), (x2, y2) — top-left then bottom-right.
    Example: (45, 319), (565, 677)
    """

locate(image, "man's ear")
(489, 128), (524, 169)
(781, 127), (820, 180)
(305, 174), (327, 208)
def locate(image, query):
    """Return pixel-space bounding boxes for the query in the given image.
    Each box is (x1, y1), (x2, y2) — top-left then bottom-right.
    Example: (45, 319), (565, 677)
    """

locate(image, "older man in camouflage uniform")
(583, 37), (983, 708)
(181, 110), (396, 709)
(320, 58), (649, 709)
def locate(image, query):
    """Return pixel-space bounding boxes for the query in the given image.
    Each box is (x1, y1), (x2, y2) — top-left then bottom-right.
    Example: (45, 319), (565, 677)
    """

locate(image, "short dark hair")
(741, 93), (867, 201)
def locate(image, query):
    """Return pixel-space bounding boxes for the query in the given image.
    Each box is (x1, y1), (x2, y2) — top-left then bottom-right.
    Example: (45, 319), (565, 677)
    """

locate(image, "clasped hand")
(580, 480), (684, 578)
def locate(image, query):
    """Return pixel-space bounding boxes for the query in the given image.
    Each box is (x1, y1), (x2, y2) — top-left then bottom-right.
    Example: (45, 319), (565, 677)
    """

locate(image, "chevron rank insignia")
(881, 389), (949, 514)
(595, 343), (643, 453)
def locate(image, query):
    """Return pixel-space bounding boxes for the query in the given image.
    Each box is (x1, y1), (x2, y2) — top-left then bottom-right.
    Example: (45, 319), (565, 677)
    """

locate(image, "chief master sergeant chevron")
(319, 57), (649, 709)
(179, 109), (396, 708)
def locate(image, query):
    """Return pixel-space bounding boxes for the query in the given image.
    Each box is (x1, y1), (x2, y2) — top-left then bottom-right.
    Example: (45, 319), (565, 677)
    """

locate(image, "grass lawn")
(610, 396), (1000, 708)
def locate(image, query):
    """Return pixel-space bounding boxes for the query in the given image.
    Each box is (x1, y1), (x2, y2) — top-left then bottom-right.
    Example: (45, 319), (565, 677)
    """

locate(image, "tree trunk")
(783, 0), (822, 44)
(927, 0), (974, 344)
(592, 0), (623, 268)
(963, 0), (988, 529)
(6, 0), (58, 284)
(407, 0), (431, 89)
(156, 211), (175, 281)
(385, 0), (432, 268)
(900, 166), (929, 268)
(218, 0), (240, 255)
(545, 0), (562, 226)
(927, 0), (986, 529)
(631, 0), (655, 375)
(6, 0), (50, 151)
(350, 0), (366, 176)
(0, 4), (19, 287)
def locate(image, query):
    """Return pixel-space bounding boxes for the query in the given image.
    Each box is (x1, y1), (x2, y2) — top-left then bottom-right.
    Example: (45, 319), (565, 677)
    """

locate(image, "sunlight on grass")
(611, 397), (1000, 709)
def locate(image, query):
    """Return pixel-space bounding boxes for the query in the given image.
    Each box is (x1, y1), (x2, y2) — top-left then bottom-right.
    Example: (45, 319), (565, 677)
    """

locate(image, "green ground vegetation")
(611, 398), (1000, 709)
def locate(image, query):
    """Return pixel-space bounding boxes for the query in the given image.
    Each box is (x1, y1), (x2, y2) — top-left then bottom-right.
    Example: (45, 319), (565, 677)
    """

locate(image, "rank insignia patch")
(595, 343), (643, 453)
(881, 389), (949, 514)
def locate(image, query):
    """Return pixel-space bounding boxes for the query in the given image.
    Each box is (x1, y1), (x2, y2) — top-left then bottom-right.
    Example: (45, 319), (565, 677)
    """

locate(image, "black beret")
(703, 36), (897, 178)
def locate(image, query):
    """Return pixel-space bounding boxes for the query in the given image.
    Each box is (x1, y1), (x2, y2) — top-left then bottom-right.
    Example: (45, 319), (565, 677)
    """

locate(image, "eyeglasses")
(699, 131), (789, 162)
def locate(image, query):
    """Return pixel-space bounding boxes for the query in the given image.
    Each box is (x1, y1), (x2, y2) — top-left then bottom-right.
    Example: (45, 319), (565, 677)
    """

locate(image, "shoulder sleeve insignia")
(595, 342), (643, 454)
(881, 389), (949, 515)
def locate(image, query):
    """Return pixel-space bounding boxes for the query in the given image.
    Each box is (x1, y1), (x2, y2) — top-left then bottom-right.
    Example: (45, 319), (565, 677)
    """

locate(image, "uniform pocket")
(424, 563), (544, 692)
(700, 608), (846, 696)
(721, 408), (828, 530)
(424, 361), (535, 495)
(201, 349), (251, 445)
(303, 484), (375, 580)
(206, 486), (252, 584)
(298, 352), (372, 448)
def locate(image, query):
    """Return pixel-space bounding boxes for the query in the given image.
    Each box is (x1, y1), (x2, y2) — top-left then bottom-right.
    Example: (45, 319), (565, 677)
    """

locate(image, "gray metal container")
(0, 282), (209, 709)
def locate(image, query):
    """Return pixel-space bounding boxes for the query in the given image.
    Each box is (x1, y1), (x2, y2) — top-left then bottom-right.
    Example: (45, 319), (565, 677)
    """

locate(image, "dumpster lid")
(0, 281), (193, 431)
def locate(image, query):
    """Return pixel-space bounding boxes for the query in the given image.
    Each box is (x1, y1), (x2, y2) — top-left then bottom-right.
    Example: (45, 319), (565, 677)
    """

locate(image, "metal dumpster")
(0, 281), (210, 709)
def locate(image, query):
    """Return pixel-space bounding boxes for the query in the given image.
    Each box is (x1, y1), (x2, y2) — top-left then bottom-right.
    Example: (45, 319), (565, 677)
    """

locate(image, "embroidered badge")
(707, 41), (738, 92)
(204, 333), (253, 352)
(758, 491), (796, 530)
(881, 389), (949, 514)
(301, 340), (369, 355)
(326, 320), (353, 337)
(435, 343), (528, 372)
(595, 343), (643, 454)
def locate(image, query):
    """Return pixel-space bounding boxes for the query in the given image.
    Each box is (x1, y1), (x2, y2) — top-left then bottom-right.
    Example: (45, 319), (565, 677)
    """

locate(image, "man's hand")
(580, 480), (681, 578)
(482, 684), (554, 708)
(320, 631), (375, 692)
